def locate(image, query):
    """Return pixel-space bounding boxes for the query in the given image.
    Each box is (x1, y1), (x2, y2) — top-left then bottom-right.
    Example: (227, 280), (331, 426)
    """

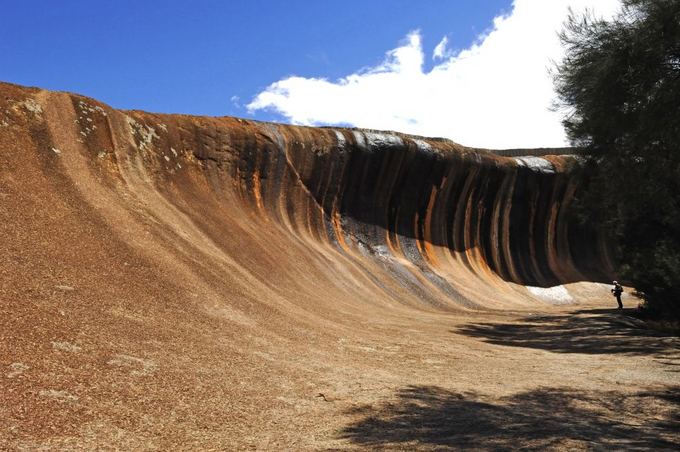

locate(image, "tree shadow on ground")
(340, 385), (680, 450)
(454, 309), (680, 357)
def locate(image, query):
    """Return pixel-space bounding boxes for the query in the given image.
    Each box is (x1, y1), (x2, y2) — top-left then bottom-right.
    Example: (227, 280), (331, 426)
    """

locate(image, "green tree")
(554, 0), (680, 318)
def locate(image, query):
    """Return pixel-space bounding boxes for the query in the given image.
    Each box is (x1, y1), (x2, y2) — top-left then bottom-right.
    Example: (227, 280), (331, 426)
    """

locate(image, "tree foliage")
(554, 0), (680, 317)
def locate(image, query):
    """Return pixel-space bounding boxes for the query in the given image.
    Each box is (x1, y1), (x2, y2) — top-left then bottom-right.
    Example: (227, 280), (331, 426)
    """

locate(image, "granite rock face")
(0, 82), (612, 311)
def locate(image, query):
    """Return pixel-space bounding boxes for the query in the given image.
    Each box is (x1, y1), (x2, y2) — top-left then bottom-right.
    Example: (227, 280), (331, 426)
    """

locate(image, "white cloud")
(432, 36), (450, 61)
(247, 0), (622, 149)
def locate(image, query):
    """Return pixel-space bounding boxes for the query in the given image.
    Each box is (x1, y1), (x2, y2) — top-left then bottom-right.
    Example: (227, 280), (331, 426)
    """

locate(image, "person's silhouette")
(611, 281), (623, 309)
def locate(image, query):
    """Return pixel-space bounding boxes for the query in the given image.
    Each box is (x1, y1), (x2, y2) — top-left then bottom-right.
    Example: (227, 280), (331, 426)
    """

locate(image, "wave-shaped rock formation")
(0, 82), (619, 447)
(0, 82), (612, 311)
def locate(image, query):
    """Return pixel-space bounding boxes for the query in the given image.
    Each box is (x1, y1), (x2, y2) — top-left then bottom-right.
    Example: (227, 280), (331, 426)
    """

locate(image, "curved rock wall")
(231, 124), (614, 295)
(0, 82), (612, 311)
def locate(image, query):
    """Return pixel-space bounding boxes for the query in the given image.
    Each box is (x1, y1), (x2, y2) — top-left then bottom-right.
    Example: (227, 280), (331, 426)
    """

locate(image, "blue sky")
(2, 1), (509, 117)
(1, 0), (621, 147)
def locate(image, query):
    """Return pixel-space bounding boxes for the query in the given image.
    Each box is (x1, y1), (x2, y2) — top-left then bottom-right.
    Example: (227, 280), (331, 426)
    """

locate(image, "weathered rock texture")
(0, 82), (629, 449)
(4, 82), (613, 300)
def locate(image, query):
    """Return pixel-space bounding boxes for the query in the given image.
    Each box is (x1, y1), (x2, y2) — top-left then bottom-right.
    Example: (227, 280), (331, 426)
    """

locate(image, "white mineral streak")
(10, 98), (43, 117)
(39, 389), (78, 402)
(125, 116), (159, 151)
(514, 156), (555, 173)
(413, 139), (434, 154)
(77, 100), (107, 116)
(352, 131), (367, 150)
(51, 341), (82, 352)
(527, 285), (574, 304)
(334, 130), (346, 148)
(21, 98), (43, 115)
(6, 362), (29, 378)
(364, 132), (403, 149)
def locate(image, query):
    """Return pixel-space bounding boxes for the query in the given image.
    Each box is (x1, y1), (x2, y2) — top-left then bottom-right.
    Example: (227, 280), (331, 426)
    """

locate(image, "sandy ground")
(3, 292), (678, 450)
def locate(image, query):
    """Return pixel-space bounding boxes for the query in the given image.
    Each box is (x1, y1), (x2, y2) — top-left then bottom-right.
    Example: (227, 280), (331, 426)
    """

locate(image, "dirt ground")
(3, 295), (678, 450)
(1, 83), (678, 450)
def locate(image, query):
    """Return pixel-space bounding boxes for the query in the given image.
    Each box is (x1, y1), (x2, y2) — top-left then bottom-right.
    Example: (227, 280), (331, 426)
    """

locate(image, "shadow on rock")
(454, 309), (680, 356)
(339, 385), (680, 450)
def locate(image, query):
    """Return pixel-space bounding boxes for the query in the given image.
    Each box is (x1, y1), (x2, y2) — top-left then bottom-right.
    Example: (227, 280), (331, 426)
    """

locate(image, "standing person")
(611, 281), (623, 309)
